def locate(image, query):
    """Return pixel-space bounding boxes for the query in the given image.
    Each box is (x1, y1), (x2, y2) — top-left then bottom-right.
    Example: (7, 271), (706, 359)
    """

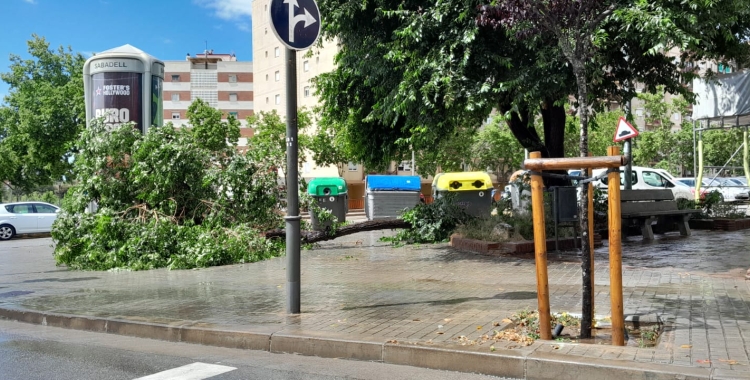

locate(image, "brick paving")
(0, 228), (749, 376)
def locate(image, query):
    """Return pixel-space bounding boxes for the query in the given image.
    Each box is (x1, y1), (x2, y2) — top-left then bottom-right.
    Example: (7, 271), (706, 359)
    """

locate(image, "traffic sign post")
(613, 117), (639, 142)
(613, 117), (638, 190)
(269, 0), (321, 315)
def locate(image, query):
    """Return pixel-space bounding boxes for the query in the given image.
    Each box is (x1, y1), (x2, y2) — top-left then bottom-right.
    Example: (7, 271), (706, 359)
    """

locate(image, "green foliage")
(53, 101), (286, 270)
(471, 117), (524, 181)
(187, 98), (240, 152)
(0, 35), (86, 191)
(245, 109), (312, 176)
(308, 120), (356, 176)
(384, 195), (471, 244)
(564, 109), (624, 158)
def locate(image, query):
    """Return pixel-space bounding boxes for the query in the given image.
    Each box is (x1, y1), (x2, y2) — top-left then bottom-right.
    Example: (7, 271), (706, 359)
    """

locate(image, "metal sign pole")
(285, 48), (301, 314)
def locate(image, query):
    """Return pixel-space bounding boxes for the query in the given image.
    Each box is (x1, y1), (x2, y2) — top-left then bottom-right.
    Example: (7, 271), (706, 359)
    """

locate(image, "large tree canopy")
(316, 0), (750, 173)
(0, 35), (86, 192)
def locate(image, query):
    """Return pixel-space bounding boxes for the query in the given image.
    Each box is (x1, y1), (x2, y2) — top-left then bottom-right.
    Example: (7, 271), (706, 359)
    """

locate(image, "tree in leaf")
(0, 35), (86, 192)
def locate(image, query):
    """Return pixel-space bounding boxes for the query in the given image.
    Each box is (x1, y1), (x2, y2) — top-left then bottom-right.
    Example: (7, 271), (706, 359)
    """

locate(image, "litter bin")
(365, 175), (421, 220)
(433, 171), (493, 218)
(308, 177), (348, 231)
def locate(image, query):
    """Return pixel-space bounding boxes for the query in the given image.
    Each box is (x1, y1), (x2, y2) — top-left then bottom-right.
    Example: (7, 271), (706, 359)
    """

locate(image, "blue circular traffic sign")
(269, 0), (321, 50)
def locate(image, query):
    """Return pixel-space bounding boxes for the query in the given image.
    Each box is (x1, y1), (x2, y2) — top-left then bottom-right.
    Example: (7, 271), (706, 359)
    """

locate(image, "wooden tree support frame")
(524, 149), (626, 346)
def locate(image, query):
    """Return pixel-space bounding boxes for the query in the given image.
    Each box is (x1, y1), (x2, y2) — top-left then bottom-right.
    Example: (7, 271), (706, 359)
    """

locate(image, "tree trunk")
(264, 218), (410, 244)
(540, 99), (571, 187)
(572, 62), (593, 339)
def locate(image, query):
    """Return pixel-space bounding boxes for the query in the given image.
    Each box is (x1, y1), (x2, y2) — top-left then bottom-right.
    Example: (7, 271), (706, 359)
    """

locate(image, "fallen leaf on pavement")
(493, 322), (501, 327)
(436, 331), (444, 335)
(444, 318), (452, 322)
(386, 340), (398, 344)
(476, 326), (483, 330)
(502, 318), (512, 323)
(696, 359), (711, 364)
(490, 346), (496, 352)
(680, 345), (692, 349)
(718, 359), (741, 365)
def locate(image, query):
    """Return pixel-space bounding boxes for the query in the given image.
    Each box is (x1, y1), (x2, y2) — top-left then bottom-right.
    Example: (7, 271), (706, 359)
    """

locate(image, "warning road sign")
(613, 117), (639, 142)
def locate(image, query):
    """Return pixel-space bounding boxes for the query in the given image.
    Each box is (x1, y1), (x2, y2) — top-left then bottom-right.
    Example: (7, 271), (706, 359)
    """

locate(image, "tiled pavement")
(0, 228), (749, 379)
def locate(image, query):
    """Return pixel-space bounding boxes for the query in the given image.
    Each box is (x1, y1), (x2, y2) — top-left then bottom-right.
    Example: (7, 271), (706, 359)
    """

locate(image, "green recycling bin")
(308, 177), (348, 231)
(432, 171), (493, 218)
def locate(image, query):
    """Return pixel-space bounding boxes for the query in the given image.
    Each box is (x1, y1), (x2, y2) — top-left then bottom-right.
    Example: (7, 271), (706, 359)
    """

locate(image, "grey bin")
(365, 191), (420, 220)
(432, 172), (494, 218)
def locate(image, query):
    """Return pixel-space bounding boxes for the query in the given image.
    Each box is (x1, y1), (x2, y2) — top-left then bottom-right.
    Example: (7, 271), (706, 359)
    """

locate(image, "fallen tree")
(264, 218), (410, 244)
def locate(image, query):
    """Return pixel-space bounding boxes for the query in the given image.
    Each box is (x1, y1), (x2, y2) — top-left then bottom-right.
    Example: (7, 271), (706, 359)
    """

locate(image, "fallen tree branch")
(264, 218), (410, 244)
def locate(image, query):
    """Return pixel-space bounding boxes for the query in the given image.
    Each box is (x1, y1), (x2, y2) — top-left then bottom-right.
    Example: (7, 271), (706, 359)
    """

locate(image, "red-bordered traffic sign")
(613, 117), (639, 142)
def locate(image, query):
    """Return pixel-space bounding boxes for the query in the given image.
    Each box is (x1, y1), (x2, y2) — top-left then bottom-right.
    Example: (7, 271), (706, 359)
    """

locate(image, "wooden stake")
(529, 151), (551, 340)
(607, 146), (625, 346)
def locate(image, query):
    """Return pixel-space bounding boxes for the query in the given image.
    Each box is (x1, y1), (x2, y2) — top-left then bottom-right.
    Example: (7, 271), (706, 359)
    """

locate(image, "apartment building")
(163, 52), (255, 147)
(252, 0), (439, 206)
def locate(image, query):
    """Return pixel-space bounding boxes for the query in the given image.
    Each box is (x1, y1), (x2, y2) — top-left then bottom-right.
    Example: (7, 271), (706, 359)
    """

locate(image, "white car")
(0, 202), (60, 240)
(591, 166), (693, 200)
(677, 177), (749, 202)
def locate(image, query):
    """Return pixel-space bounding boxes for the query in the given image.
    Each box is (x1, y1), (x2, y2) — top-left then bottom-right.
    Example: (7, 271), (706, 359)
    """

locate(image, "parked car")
(676, 177), (749, 202)
(0, 202), (60, 240)
(728, 177), (748, 186)
(591, 166), (693, 200)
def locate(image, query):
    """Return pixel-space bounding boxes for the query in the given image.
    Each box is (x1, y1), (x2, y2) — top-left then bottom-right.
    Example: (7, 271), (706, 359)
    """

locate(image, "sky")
(0, 0), (254, 100)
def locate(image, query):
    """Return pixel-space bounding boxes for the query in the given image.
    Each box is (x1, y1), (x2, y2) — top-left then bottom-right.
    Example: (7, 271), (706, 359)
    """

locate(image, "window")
(265, 74), (269, 81)
(229, 93), (238, 102)
(275, 94), (280, 105)
(228, 111), (239, 118)
(228, 74), (237, 83)
(275, 71), (280, 81)
(304, 86), (310, 97)
(266, 97), (269, 104)
(636, 108), (644, 117)
(398, 161), (412, 171)
(171, 93), (180, 102)
(264, 28), (267, 35)
(265, 51), (268, 58)
(348, 162), (358, 171)
(274, 47), (280, 57)
(172, 112), (180, 119)
(303, 60), (309, 72)
(171, 74), (180, 82)
(34, 203), (58, 213)
(643, 171), (668, 188)
(316, 56), (319, 64)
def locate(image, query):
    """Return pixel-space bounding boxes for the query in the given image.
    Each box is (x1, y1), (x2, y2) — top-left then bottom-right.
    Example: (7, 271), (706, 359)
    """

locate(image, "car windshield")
(732, 177), (748, 186)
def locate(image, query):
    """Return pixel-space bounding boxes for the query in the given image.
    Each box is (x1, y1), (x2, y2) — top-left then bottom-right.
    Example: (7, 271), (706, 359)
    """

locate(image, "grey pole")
(624, 81), (633, 190)
(285, 48), (301, 314)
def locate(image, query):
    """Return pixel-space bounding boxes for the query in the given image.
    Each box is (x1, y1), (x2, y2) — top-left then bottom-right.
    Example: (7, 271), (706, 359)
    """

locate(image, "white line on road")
(133, 362), (236, 380)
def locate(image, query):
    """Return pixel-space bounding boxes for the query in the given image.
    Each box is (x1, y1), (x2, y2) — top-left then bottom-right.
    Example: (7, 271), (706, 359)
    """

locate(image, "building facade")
(163, 52), (255, 147)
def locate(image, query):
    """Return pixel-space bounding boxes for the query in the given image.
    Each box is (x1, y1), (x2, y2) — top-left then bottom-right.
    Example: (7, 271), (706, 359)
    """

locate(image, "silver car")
(0, 202), (60, 240)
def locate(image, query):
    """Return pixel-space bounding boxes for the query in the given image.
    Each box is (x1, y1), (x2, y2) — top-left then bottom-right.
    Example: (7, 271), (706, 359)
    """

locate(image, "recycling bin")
(432, 171), (493, 218)
(365, 175), (421, 220)
(308, 177), (348, 231)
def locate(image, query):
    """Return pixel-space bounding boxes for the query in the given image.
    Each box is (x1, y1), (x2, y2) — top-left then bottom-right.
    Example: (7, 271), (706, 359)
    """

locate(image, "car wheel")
(0, 224), (15, 240)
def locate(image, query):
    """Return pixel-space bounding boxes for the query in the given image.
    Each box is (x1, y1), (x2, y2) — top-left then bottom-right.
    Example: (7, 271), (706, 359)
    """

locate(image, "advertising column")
(83, 44), (164, 134)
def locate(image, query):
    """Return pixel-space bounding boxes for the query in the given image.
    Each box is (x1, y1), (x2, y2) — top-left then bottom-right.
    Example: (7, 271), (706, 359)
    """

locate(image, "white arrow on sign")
(284, 0), (318, 43)
(613, 116), (639, 142)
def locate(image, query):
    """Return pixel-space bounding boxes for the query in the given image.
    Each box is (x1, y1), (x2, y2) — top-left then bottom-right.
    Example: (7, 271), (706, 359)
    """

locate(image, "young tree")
(245, 109), (312, 176)
(308, 122), (356, 176)
(0, 35), (86, 192)
(472, 116), (524, 182)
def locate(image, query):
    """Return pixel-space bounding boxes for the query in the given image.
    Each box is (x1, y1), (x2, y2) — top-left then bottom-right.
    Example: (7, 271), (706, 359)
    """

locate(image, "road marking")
(134, 362), (236, 380)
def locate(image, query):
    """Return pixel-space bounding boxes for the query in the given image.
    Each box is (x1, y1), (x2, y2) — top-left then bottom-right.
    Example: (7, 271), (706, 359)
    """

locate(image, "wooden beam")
(524, 155), (626, 171)
(529, 151), (552, 340)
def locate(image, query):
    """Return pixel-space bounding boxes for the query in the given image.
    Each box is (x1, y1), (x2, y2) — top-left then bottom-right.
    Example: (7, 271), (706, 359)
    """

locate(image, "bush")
(384, 194), (471, 244)
(53, 102), (287, 270)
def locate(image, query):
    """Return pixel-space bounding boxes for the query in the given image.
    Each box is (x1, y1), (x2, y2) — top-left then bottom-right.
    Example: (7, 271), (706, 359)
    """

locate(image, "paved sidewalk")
(1, 228), (749, 379)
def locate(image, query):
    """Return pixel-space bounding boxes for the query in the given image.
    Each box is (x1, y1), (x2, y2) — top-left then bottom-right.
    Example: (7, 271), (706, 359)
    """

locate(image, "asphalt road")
(0, 319), (510, 380)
